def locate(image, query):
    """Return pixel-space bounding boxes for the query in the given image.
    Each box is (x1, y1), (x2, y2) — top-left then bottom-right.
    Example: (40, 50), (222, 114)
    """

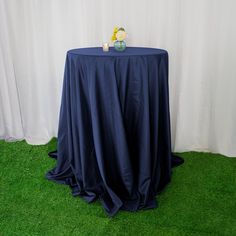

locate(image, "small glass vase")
(114, 40), (126, 52)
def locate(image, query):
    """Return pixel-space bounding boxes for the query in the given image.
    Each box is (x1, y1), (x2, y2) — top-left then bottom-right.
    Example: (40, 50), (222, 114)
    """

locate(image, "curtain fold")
(0, 0), (236, 156)
(0, 0), (24, 141)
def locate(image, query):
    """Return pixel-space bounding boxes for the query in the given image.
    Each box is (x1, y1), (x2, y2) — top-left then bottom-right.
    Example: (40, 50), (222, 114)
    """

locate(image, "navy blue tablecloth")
(46, 47), (183, 216)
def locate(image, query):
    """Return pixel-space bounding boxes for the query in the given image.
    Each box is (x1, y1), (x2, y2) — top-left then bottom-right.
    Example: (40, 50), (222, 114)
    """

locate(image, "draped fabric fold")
(46, 47), (183, 216)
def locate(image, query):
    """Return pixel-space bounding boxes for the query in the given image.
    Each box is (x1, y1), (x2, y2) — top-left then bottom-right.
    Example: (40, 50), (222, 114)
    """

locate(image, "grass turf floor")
(0, 139), (236, 236)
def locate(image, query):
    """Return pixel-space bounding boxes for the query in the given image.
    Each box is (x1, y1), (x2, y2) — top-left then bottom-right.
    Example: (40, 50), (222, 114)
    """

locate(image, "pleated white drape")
(0, 0), (236, 156)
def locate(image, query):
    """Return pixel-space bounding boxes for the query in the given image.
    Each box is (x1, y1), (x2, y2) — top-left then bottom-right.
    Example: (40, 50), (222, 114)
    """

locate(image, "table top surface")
(67, 47), (167, 57)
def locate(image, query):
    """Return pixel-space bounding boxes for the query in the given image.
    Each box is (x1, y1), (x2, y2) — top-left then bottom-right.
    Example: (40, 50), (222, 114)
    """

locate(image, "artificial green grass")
(0, 139), (236, 236)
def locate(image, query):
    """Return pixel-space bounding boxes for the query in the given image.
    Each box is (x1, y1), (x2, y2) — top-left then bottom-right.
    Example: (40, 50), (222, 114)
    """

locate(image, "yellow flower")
(111, 35), (116, 41)
(113, 27), (119, 34)
(111, 26), (119, 41)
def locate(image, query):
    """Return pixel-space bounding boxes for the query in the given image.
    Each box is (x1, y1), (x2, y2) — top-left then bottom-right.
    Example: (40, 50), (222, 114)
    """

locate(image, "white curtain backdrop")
(0, 0), (236, 157)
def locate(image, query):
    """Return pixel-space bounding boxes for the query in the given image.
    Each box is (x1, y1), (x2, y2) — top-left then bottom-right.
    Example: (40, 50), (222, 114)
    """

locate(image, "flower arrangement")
(111, 27), (127, 52)
(111, 27), (127, 42)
